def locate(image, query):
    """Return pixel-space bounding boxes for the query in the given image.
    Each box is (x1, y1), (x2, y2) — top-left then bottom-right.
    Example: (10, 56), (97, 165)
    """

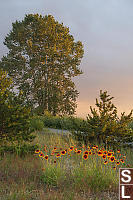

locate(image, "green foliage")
(1, 14), (84, 116)
(73, 90), (133, 147)
(36, 111), (85, 131)
(0, 69), (36, 148)
(0, 143), (39, 158)
(30, 116), (44, 132)
(73, 165), (116, 192)
(40, 164), (64, 186)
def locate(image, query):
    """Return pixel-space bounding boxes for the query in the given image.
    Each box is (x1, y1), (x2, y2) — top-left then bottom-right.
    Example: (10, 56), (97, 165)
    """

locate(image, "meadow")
(0, 128), (133, 200)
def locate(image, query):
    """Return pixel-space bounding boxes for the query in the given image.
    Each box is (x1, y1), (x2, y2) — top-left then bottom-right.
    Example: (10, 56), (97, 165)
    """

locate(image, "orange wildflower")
(98, 151), (103, 156)
(113, 166), (116, 170)
(70, 146), (74, 150)
(110, 156), (115, 162)
(116, 161), (120, 165)
(39, 153), (44, 158)
(56, 153), (61, 158)
(61, 150), (66, 155)
(120, 159), (124, 163)
(84, 151), (89, 155)
(102, 154), (106, 159)
(35, 149), (40, 153)
(44, 155), (48, 160)
(103, 151), (107, 154)
(107, 152), (112, 157)
(83, 154), (88, 160)
(77, 150), (82, 154)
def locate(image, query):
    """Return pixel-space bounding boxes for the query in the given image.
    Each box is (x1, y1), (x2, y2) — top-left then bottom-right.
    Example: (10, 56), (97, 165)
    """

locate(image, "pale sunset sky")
(1, 0), (133, 119)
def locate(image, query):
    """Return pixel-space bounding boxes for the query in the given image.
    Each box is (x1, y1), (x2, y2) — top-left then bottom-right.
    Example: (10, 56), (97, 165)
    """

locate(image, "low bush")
(30, 117), (44, 132)
(0, 143), (39, 158)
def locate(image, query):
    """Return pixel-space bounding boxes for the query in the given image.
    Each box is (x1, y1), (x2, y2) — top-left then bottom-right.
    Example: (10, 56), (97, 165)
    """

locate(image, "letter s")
(121, 170), (131, 183)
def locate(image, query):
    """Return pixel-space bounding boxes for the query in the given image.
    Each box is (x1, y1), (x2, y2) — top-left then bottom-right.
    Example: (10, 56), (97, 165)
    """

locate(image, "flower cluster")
(34, 144), (129, 170)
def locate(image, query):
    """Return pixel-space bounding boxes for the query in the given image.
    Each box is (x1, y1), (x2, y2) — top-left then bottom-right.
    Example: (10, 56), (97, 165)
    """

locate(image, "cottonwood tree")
(0, 14), (84, 115)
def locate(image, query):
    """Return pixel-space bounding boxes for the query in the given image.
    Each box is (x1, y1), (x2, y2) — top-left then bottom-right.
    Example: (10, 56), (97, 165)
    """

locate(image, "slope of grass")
(0, 130), (132, 200)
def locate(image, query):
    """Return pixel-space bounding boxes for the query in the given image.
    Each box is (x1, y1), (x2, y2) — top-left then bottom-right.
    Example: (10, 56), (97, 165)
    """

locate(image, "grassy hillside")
(0, 130), (132, 200)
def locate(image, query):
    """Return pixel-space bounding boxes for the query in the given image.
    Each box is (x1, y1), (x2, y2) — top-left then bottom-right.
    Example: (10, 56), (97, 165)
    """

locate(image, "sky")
(1, 0), (133, 119)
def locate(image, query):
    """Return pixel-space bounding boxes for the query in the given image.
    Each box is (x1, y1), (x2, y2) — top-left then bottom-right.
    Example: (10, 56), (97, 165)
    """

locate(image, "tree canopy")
(0, 14), (84, 115)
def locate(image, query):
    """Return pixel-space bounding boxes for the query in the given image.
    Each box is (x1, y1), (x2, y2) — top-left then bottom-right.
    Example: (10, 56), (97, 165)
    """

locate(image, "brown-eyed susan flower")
(89, 151), (92, 155)
(56, 153), (60, 158)
(44, 155), (48, 160)
(93, 152), (95, 155)
(113, 166), (116, 170)
(98, 151), (103, 156)
(117, 150), (120, 153)
(104, 161), (108, 165)
(102, 154), (106, 159)
(83, 154), (88, 160)
(107, 152), (112, 157)
(110, 156), (115, 162)
(35, 149), (40, 153)
(39, 153), (44, 157)
(84, 151), (89, 155)
(109, 151), (114, 155)
(116, 161), (120, 165)
(92, 145), (97, 149)
(61, 150), (66, 155)
(54, 147), (57, 150)
(54, 160), (56, 164)
(103, 151), (107, 154)
(77, 150), (82, 154)
(120, 159), (124, 163)
(70, 146), (74, 150)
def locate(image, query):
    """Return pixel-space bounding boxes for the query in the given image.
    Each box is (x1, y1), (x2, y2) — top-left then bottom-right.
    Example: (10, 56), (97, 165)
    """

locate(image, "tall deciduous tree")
(0, 14), (84, 115)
